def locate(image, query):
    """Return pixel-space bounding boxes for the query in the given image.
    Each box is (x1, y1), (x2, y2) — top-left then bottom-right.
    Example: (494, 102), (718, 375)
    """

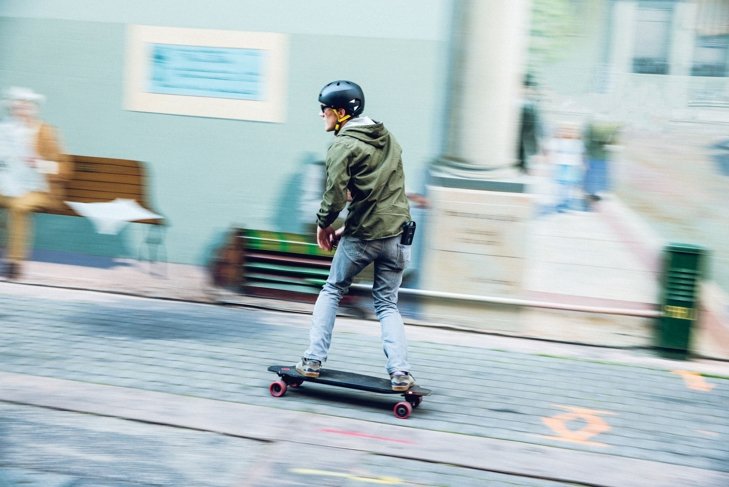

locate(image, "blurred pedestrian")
(515, 73), (544, 174)
(295, 80), (416, 391)
(583, 119), (621, 206)
(0, 87), (72, 279)
(547, 121), (585, 213)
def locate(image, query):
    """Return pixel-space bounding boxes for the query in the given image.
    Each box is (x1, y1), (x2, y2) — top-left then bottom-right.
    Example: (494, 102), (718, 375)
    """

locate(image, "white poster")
(125, 25), (288, 122)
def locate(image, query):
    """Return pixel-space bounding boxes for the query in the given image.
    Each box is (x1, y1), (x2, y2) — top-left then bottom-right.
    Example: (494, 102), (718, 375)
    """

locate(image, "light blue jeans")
(304, 234), (411, 374)
(554, 163), (582, 212)
(584, 158), (610, 196)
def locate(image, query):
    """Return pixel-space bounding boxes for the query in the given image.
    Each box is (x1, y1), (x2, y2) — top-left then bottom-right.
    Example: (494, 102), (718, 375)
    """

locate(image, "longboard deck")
(268, 365), (431, 396)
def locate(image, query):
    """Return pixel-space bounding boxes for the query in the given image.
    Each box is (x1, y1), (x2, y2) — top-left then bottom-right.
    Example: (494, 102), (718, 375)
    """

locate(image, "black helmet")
(318, 80), (365, 117)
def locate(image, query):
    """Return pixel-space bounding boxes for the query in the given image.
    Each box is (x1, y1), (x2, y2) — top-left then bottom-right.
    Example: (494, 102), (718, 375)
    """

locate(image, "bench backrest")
(241, 229), (333, 258)
(52, 155), (161, 224)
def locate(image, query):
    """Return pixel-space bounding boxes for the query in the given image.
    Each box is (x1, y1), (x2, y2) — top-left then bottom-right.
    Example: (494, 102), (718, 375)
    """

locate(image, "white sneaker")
(390, 372), (415, 391)
(295, 357), (321, 378)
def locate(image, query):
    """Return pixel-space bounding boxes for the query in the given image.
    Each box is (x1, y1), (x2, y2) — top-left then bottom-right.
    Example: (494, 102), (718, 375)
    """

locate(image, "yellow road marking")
(290, 468), (403, 484)
(672, 370), (715, 392)
(542, 405), (615, 447)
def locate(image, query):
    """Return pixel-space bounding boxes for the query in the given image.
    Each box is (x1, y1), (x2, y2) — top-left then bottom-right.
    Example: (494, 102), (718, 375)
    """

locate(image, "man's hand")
(316, 225), (337, 251)
(406, 192), (429, 209)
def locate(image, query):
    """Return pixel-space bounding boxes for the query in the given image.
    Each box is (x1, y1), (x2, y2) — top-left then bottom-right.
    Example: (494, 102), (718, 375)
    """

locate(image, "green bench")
(240, 229), (332, 299)
(211, 228), (369, 307)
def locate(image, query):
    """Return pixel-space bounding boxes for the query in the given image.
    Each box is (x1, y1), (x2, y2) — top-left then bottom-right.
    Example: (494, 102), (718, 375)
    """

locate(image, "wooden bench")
(48, 155), (164, 225)
(45, 155), (166, 263)
(210, 228), (369, 309)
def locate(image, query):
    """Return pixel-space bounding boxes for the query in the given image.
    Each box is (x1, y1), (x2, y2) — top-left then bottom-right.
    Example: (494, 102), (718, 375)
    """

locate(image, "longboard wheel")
(269, 380), (288, 397)
(393, 401), (413, 419)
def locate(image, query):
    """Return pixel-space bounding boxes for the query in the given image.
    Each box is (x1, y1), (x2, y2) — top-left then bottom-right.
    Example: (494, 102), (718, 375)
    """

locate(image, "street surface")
(0, 283), (728, 486)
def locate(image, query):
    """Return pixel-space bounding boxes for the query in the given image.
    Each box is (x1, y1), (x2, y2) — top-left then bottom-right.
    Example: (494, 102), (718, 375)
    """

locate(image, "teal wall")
(0, 1), (451, 265)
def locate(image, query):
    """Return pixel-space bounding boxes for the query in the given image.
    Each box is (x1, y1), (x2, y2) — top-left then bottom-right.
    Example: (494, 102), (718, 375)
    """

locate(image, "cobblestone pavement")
(0, 403), (578, 487)
(0, 283), (728, 486)
(0, 402), (260, 487)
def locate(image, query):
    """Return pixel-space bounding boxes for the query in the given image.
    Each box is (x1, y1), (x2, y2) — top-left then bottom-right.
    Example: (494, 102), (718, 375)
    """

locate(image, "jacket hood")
(338, 117), (388, 148)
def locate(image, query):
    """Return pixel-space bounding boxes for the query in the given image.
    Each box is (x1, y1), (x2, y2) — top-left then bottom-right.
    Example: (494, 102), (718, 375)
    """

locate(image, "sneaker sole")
(391, 384), (412, 392)
(296, 367), (320, 378)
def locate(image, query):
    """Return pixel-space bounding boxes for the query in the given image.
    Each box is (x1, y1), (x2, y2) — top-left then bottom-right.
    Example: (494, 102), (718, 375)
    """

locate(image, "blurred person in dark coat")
(516, 73), (544, 174)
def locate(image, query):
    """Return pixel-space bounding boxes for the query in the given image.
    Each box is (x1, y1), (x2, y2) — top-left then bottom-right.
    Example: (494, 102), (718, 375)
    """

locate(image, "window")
(693, 0), (729, 76)
(632, 3), (673, 74)
(692, 35), (729, 77)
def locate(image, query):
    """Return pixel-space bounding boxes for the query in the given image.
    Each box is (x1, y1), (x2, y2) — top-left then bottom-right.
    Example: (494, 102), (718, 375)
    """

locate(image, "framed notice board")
(125, 25), (288, 122)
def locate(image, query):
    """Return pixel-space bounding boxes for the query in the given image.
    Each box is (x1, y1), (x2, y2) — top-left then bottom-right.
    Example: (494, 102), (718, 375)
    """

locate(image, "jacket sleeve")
(316, 140), (351, 228)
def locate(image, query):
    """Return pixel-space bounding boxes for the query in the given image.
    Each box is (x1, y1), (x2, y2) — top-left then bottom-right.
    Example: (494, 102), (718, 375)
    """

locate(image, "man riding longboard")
(294, 80), (417, 392)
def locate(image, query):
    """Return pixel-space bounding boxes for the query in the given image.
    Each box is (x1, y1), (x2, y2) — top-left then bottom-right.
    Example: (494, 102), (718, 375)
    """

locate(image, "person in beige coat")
(0, 87), (73, 279)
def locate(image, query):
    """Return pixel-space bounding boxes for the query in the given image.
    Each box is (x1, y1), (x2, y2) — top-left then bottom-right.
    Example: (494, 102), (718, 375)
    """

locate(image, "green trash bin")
(656, 243), (706, 357)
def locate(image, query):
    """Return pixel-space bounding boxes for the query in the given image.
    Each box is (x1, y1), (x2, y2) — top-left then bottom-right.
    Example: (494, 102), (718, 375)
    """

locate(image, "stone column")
(441, 0), (530, 176)
(420, 0), (534, 332)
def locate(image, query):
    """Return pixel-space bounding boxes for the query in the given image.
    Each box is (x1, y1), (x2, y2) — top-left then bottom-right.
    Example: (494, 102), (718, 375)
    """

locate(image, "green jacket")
(584, 122), (620, 160)
(317, 119), (411, 240)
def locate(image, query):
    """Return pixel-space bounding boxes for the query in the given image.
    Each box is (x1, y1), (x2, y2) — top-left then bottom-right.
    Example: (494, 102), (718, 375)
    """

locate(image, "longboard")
(267, 365), (431, 419)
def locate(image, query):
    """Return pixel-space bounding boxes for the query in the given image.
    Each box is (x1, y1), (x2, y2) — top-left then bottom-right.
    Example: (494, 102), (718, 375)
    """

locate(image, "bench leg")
(138, 224), (167, 276)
